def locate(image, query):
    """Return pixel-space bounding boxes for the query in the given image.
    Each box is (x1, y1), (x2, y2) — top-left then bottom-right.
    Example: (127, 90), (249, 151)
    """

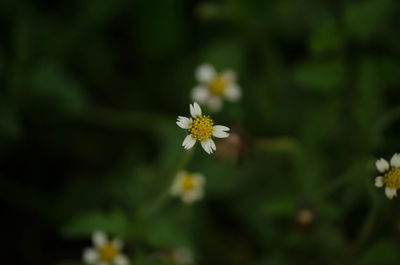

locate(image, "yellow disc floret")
(189, 115), (214, 141)
(384, 167), (400, 189)
(182, 174), (195, 191)
(209, 76), (227, 96)
(99, 243), (119, 262)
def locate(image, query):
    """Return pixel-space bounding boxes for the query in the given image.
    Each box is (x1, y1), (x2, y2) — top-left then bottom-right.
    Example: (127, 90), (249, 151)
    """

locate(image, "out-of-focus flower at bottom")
(83, 230), (129, 265)
(170, 171), (205, 204)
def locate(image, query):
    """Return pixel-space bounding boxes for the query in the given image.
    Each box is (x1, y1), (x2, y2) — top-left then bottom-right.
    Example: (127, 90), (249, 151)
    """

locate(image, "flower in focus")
(176, 102), (230, 154)
(375, 153), (400, 199)
(83, 230), (129, 265)
(170, 171), (205, 204)
(192, 63), (241, 112)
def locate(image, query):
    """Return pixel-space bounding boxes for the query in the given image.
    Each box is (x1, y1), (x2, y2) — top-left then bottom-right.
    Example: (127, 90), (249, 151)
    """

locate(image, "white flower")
(176, 102), (230, 154)
(83, 231), (129, 265)
(192, 63), (241, 112)
(375, 153), (400, 199)
(170, 171), (205, 204)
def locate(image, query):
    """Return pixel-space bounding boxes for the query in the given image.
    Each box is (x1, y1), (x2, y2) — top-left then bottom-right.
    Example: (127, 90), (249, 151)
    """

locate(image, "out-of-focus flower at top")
(83, 231), (129, 265)
(191, 63), (241, 112)
(170, 171), (205, 204)
(177, 102), (230, 154)
(375, 153), (400, 199)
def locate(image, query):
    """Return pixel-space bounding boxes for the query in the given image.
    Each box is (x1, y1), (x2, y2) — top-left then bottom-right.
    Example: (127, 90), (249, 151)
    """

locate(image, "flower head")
(192, 63), (241, 112)
(177, 102), (230, 154)
(375, 153), (400, 199)
(170, 171), (205, 204)
(83, 231), (129, 265)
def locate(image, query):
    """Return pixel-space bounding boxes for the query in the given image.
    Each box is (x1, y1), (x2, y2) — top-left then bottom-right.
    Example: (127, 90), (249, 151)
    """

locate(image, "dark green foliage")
(1, 0), (400, 264)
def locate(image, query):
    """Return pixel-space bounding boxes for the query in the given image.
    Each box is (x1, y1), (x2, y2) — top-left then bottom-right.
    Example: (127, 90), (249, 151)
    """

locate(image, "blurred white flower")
(176, 102), (230, 154)
(170, 171), (205, 204)
(375, 153), (400, 199)
(192, 63), (241, 112)
(83, 231), (129, 265)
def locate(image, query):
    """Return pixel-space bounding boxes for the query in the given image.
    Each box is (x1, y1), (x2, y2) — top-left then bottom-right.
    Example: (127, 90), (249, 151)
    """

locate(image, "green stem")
(142, 148), (195, 219)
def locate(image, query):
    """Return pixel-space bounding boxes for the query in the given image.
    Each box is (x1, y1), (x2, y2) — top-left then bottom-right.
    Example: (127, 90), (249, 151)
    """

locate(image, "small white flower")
(374, 153), (400, 199)
(83, 231), (129, 265)
(192, 63), (241, 112)
(170, 171), (205, 204)
(177, 102), (230, 154)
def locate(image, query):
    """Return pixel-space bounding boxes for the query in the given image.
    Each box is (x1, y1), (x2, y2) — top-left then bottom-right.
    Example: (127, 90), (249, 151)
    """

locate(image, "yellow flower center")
(209, 76), (227, 96)
(182, 175), (195, 191)
(99, 243), (118, 262)
(384, 167), (400, 189)
(189, 115), (214, 141)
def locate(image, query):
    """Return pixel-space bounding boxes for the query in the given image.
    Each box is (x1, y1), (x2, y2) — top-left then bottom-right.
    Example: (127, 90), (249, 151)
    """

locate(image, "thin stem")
(142, 148), (195, 219)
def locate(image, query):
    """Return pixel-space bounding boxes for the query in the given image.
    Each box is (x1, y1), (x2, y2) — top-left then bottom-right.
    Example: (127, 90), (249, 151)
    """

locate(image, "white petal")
(195, 63), (216, 83)
(376, 158), (389, 173)
(209, 139), (216, 151)
(83, 248), (98, 264)
(201, 140), (212, 154)
(385, 187), (397, 199)
(193, 174), (205, 187)
(191, 85), (210, 103)
(193, 102), (202, 117)
(92, 231), (107, 247)
(207, 96), (223, 112)
(222, 69), (236, 82)
(112, 238), (123, 250)
(201, 139), (215, 154)
(213, 125), (230, 138)
(176, 116), (191, 129)
(375, 176), (384, 188)
(182, 135), (196, 150)
(182, 191), (201, 204)
(390, 153), (400, 168)
(189, 103), (202, 117)
(224, 84), (241, 101)
(114, 254), (129, 265)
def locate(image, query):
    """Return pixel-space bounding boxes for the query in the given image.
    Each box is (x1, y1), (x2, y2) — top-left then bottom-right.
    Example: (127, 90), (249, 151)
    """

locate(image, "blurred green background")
(2, 0), (400, 264)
